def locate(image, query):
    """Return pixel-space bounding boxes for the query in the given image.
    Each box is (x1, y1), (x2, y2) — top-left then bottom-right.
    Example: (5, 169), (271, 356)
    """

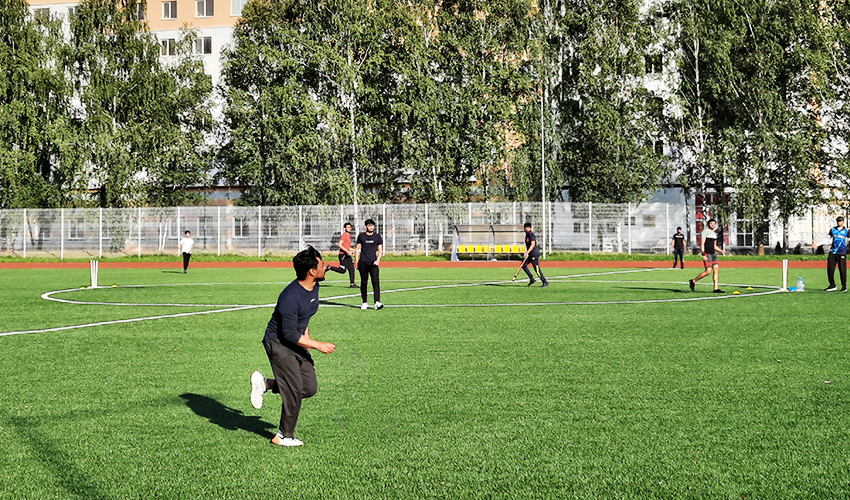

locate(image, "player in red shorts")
(689, 218), (726, 293)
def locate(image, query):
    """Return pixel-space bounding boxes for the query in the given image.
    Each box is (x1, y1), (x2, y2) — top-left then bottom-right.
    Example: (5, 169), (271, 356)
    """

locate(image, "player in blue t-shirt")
(813, 216), (849, 292)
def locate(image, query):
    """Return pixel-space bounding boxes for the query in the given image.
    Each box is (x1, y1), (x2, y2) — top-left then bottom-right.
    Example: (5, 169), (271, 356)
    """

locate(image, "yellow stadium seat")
(484, 245), (490, 253)
(510, 245), (518, 253)
(493, 245), (501, 253)
(457, 245), (466, 253)
(474, 245), (483, 253)
(520, 245), (526, 252)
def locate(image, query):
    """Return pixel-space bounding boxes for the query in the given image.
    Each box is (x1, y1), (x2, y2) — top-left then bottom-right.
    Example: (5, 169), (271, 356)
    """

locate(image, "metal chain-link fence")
(0, 202), (840, 258)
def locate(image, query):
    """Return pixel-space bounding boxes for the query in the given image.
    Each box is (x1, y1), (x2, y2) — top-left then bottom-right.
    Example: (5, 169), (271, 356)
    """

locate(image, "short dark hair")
(523, 222), (532, 229)
(707, 218), (716, 225)
(184, 230), (190, 235)
(365, 218), (376, 227)
(677, 226), (682, 230)
(343, 222), (352, 229)
(293, 246), (321, 280)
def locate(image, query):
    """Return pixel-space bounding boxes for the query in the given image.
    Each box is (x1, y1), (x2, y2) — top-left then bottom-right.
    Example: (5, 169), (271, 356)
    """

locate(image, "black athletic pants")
(672, 248), (684, 268)
(262, 338), (317, 438)
(358, 260), (380, 302)
(827, 253), (847, 288)
(522, 255), (547, 283)
(338, 254), (355, 284)
(182, 252), (191, 272)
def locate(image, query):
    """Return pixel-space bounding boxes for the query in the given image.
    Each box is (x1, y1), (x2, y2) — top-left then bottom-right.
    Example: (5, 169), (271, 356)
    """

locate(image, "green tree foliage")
(67, 0), (212, 208)
(673, 0), (845, 243)
(0, 0), (69, 208)
(551, 0), (665, 203)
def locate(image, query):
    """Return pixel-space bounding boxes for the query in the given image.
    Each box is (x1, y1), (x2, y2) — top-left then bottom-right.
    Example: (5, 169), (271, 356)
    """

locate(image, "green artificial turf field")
(1, 265), (847, 499)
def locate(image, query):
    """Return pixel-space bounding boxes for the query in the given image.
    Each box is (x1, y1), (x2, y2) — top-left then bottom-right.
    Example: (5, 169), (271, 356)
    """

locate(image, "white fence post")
(626, 202), (632, 255)
(60, 208), (64, 260)
(99, 207), (103, 258)
(298, 205), (303, 251)
(138, 207), (142, 257)
(588, 202), (592, 255)
(217, 206), (221, 257)
(177, 207), (180, 248)
(666, 203), (670, 255)
(22, 209), (26, 258)
(425, 203), (429, 257)
(258, 205), (262, 257)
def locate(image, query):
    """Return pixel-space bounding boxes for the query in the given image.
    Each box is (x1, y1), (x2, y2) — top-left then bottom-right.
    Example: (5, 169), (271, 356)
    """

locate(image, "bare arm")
(376, 244), (383, 265)
(354, 243), (361, 266)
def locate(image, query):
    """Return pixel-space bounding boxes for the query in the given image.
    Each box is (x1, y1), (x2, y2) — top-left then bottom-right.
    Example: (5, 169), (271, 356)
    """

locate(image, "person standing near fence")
(338, 222), (357, 288)
(671, 227), (686, 269)
(812, 216), (848, 292)
(177, 230), (194, 274)
(355, 219), (384, 310)
(521, 222), (549, 287)
(250, 246), (337, 447)
(689, 218), (725, 293)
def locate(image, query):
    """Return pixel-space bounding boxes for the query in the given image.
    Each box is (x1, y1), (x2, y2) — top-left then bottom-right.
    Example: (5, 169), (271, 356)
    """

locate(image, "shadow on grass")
(619, 286), (690, 293)
(179, 393), (275, 439)
(162, 270), (185, 274)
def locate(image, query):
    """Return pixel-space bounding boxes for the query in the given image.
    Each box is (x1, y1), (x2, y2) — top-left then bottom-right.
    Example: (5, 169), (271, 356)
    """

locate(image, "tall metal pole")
(541, 83), (546, 259)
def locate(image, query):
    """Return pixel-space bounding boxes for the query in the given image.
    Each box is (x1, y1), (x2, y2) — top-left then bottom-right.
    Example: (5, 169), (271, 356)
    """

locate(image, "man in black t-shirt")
(355, 218), (384, 310)
(249, 246), (336, 447)
(519, 222), (549, 287)
(671, 227), (686, 269)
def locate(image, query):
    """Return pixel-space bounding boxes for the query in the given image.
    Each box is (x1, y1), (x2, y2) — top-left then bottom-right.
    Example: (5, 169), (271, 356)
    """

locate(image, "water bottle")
(797, 276), (805, 292)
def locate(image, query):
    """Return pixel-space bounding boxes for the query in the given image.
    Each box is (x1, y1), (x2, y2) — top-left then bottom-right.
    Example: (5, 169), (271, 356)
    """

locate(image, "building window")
(194, 36), (212, 54)
(33, 8), (50, 22)
(138, 4), (146, 21)
(69, 219), (84, 240)
(573, 222), (582, 234)
(234, 216), (249, 238)
(162, 1), (177, 19)
(160, 39), (176, 56)
(645, 53), (662, 74)
(196, 0), (214, 17)
(67, 6), (79, 19)
(643, 215), (656, 228)
(231, 0), (248, 16)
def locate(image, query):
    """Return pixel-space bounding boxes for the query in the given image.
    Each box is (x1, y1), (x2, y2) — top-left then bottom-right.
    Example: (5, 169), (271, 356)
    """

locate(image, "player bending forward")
(250, 246), (336, 447)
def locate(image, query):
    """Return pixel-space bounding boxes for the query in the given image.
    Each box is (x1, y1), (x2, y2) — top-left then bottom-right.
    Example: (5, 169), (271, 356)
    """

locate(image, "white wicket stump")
(90, 260), (99, 288)
(781, 258), (788, 291)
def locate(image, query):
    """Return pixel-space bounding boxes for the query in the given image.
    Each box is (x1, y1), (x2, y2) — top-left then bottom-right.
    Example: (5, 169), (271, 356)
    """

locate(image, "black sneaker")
(527, 278), (537, 286)
(713, 289), (725, 293)
(349, 283), (358, 288)
(842, 288), (848, 293)
(541, 282), (549, 287)
(689, 279), (695, 291)
(825, 285), (838, 292)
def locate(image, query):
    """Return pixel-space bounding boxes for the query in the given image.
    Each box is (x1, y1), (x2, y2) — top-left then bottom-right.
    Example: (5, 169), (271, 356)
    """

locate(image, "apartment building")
(27, 0), (245, 85)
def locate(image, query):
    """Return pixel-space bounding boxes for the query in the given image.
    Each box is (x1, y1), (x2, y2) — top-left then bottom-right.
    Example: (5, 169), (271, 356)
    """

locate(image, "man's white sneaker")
(361, 303), (368, 310)
(250, 370), (266, 409)
(271, 433), (303, 447)
(825, 285), (838, 292)
(375, 301), (384, 310)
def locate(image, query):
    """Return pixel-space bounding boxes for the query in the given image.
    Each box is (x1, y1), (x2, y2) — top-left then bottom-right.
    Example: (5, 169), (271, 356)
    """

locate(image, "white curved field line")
(1, 269), (780, 337)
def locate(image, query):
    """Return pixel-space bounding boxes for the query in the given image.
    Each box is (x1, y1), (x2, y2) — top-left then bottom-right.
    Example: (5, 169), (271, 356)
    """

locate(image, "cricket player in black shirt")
(355, 218), (384, 310)
(249, 246), (336, 447)
(671, 227), (686, 269)
(521, 222), (549, 287)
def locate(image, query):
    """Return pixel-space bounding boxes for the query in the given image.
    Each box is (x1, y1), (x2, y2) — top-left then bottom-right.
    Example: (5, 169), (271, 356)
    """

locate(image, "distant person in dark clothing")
(671, 227), (686, 269)
(355, 219), (384, 310)
(521, 222), (549, 287)
(249, 246), (336, 447)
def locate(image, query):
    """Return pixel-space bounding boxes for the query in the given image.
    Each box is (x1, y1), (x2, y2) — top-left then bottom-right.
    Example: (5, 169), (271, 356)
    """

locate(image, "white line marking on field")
(0, 268), (782, 336)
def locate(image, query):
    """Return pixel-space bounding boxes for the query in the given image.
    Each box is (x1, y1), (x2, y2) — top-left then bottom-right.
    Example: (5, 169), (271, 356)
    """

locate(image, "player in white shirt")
(177, 230), (194, 274)
(689, 218), (726, 293)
